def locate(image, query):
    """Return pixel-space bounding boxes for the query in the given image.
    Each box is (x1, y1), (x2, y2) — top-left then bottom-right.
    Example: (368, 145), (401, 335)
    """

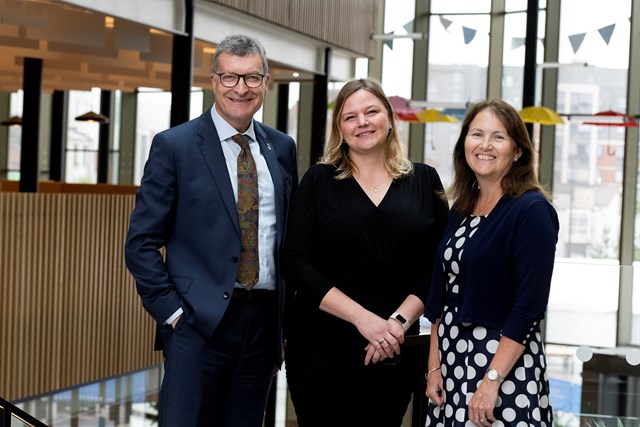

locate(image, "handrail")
(0, 396), (48, 427)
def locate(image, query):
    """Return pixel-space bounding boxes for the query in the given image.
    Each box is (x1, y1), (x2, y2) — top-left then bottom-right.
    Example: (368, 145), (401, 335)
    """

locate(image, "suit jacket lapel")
(197, 110), (240, 234)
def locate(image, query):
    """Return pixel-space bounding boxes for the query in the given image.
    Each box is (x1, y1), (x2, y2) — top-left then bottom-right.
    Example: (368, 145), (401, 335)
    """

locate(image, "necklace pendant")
(373, 187), (379, 193)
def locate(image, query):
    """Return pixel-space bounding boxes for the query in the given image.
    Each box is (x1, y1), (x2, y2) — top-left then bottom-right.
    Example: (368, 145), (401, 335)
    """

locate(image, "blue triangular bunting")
(440, 16), (453, 31)
(511, 37), (526, 50)
(568, 33), (586, 53)
(462, 26), (477, 44)
(403, 20), (414, 33)
(598, 23), (615, 45)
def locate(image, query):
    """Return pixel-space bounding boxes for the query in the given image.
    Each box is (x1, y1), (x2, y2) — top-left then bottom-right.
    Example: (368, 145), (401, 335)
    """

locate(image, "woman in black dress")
(424, 99), (558, 426)
(284, 78), (449, 427)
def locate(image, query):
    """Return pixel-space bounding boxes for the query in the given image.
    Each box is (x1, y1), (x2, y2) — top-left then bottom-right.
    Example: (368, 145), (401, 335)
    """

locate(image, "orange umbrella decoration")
(583, 110), (638, 156)
(519, 106), (564, 125)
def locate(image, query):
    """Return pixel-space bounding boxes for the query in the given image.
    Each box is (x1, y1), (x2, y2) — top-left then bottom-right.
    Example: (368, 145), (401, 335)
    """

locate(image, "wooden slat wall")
(0, 193), (161, 401)
(209, 0), (378, 58)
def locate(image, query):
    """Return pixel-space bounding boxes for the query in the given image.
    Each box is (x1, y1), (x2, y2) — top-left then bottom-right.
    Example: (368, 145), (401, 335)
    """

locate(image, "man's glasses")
(214, 72), (265, 88)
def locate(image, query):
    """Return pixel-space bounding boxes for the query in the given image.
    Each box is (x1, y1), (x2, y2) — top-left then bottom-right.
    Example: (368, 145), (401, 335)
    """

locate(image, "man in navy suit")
(124, 34), (298, 427)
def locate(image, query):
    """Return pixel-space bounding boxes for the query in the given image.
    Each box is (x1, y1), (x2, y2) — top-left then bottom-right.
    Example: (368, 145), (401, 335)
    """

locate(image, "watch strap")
(389, 312), (410, 332)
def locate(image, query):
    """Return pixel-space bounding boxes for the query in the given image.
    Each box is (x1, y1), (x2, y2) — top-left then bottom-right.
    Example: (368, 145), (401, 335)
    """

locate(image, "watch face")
(488, 369), (503, 382)
(395, 314), (407, 324)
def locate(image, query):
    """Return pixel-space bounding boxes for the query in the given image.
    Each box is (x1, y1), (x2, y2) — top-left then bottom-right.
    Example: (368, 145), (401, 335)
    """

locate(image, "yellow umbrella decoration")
(415, 109), (459, 123)
(519, 106), (564, 125)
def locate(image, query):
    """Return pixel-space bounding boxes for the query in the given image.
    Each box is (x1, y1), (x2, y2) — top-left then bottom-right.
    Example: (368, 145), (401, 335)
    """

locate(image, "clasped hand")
(359, 315), (405, 365)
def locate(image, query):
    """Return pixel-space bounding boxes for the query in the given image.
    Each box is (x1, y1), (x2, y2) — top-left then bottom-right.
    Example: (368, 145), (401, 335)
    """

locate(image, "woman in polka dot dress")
(424, 99), (559, 427)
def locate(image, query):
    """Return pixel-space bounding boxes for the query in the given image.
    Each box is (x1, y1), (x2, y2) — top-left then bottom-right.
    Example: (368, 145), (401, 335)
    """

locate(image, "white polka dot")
(523, 354), (534, 368)
(465, 392), (472, 404)
(456, 340), (468, 353)
(442, 337), (450, 351)
(540, 355), (546, 368)
(501, 380), (516, 394)
(459, 249), (464, 259)
(471, 217), (481, 227)
(529, 341), (539, 354)
(468, 341), (474, 352)
(438, 323), (445, 336)
(450, 326), (459, 339)
(461, 382), (468, 395)
(456, 408), (465, 422)
(514, 366), (526, 381)
(446, 351), (456, 365)
(540, 395), (549, 408)
(446, 378), (455, 392)
(515, 393), (530, 408)
(534, 367), (541, 380)
(453, 392), (460, 405)
(451, 261), (459, 274)
(474, 353), (488, 367)
(516, 422), (528, 427)
(576, 345), (593, 362)
(444, 247), (453, 261)
(526, 380), (538, 394)
(532, 407), (541, 421)
(444, 312), (453, 325)
(502, 408), (516, 422)
(445, 404), (454, 417)
(432, 405), (441, 417)
(469, 228), (478, 238)
(452, 284), (459, 294)
(455, 237), (466, 248)
(486, 339), (499, 354)
(454, 366), (464, 379)
(493, 422), (505, 427)
(465, 421), (474, 427)
(473, 326), (487, 340)
(441, 365), (448, 378)
(448, 274), (456, 284)
(467, 365), (477, 380)
(455, 226), (466, 236)
(495, 396), (502, 407)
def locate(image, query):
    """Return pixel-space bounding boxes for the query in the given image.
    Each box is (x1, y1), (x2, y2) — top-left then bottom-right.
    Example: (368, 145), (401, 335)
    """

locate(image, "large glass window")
(548, 0), (632, 349)
(5, 91), (23, 180)
(66, 89), (101, 183)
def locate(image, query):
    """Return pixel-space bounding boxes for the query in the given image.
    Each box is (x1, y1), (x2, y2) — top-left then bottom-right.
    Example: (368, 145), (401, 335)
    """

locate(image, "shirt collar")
(210, 104), (257, 143)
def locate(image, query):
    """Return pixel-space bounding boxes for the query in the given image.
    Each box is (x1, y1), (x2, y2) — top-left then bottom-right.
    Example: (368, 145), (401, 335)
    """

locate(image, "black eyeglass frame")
(214, 72), (266, 88)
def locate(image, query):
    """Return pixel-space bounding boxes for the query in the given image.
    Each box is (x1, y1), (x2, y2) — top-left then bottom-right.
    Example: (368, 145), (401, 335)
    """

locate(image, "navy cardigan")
(424, 190), (559, 345)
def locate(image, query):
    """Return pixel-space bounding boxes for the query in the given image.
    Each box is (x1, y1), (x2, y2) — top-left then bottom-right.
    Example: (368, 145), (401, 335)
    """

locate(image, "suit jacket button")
(231, 256), (238, 263)
(223, 291), (230, 299)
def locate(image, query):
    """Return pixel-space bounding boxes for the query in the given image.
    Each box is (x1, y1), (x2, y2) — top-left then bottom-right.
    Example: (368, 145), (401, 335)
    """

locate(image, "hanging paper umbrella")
(519, 106), (564, 125)
(582, 110), (638, 156)
(582, 110), (638, 127)
(415, 109), (459, 123)
(389, 95), (422, 122)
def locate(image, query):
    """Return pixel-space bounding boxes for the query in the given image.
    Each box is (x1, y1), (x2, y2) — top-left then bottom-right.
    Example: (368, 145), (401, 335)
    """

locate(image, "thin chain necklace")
(475, 192), (502, 216)
(359, 173), (390, 193)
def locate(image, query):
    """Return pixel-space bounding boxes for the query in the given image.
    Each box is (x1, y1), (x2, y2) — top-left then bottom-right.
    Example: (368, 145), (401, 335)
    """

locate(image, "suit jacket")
(124, 108), (298, 362)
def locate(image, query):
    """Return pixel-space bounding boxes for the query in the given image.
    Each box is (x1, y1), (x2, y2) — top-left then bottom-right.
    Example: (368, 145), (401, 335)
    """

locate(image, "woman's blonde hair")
(319, 78), (413, 180)
(447, 98), (551, 216)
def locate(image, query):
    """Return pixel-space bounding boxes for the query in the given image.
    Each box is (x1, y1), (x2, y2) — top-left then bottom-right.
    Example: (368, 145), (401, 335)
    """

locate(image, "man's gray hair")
(211, 34), (269, 75)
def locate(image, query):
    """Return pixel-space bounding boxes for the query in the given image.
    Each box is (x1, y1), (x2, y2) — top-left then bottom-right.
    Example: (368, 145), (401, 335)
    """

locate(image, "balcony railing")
(1, 396), (47, 427)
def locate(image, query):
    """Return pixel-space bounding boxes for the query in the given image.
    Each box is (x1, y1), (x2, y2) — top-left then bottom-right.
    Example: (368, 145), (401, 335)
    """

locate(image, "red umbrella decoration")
(388, 96), (459, 123)
(388, 95), (422, 122)
(582, 110), (638, 127)
(583, 110), (638, 155)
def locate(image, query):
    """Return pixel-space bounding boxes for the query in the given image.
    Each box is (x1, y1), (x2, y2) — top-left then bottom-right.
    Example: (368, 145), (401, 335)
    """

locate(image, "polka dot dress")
(425, 216), (553, 427)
